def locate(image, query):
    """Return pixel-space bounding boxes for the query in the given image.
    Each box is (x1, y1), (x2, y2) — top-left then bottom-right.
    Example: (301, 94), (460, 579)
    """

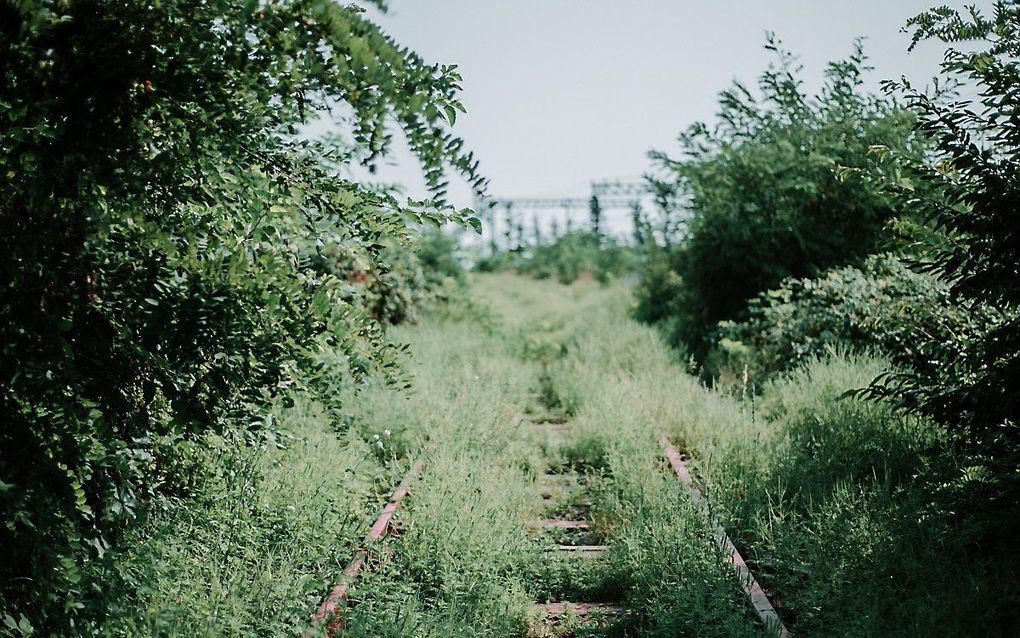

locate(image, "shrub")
(0, 1), (480, 632)
(477, 231), (636, 285)
(629, 246), (687, 349)
(416, 228), (467, 287)
(639, 37), (927, 357)
(312, 231), (465, 328)
(708, 254), (995, 384)
(525, 232), (634, 284)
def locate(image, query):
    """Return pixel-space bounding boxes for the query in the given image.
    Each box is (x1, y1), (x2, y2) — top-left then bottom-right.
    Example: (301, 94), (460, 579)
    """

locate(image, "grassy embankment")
(95, 273), (1015, 637)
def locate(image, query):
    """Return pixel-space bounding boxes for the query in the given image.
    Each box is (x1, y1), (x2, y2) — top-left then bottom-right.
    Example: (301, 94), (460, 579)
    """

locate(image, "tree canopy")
(0, 1), (481, 630)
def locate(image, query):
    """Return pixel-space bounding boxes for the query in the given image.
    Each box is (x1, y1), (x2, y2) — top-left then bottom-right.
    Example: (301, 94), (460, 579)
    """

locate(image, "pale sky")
(342, 1), (994, 238)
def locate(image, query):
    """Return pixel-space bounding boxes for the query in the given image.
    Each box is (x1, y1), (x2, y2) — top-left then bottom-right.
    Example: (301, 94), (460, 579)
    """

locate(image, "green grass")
(333, 275), (762, 636)
(90, 397), (396, 637)
(82, 273), (1019, 637)
(519, 275), (1018, 636)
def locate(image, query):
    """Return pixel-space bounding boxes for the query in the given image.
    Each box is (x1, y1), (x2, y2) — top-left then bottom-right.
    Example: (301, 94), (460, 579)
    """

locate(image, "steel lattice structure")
(475, 179), (651, 213)
(471, 178), (655, 250)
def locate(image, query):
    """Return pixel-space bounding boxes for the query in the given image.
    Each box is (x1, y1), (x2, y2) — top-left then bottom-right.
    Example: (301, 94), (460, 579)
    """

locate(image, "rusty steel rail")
(659, 435), (790, 637)
(308, 457), (425, 636)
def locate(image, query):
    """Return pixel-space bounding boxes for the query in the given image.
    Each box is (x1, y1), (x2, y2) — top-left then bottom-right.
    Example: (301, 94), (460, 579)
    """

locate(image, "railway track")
(524, 411), (789, 637)
(524, 413), (624, 637)
(308, 457), (425, 636)
(660, 436), (789, 637)
(308, 415), (789, 637)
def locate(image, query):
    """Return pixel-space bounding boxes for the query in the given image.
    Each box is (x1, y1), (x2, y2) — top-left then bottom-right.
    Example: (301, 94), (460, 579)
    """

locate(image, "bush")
(524, 232), (635, 284)
(629, 246), (685, 347)
(416, 229), (467, 288)
(312, 230), (465, 327)
(477, 231), (636, 285)
(707, 254), (995, 384)
(0, 2), (480, 632)
(638, 37), (927, 357)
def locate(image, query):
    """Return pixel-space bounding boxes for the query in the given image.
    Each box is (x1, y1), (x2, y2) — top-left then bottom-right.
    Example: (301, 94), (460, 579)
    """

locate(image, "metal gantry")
(474, 179), (653, 249)
(476, 179), (650, 211)
(590, 179), (651, 199)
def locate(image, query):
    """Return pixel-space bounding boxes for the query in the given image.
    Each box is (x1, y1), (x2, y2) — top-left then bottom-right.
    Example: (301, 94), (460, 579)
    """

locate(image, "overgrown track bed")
(314, 275), (800, 637)
(310, 457), (426, 635)
(525, 410), (624, 637)
(310, 417), (784, 637)
(523, 411), (787, 637)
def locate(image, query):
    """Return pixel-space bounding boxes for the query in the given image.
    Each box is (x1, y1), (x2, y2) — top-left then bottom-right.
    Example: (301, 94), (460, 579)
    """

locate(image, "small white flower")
(373, 434), (380, 441)
(376, 440), (384, 449)
(384, 429), (391, 437)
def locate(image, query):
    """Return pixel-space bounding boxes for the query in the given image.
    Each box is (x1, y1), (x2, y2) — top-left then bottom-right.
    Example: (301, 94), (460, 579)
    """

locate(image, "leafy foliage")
(522, 232), (635, 284)
(639, 37), (926, 357)
(863, 3), (1020, 453)
(630, 245), (686, 350)
(0, 1), (480, 632)
(313, 230), (465, 328)
(477, 231), (636, 285)
(708, 255), (996, 384)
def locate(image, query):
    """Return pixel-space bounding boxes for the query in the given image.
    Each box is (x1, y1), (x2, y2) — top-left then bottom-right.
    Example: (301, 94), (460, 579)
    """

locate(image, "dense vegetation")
(477, 229), (637, 284)
(864, 5), (1020, 457)
(628, 6), (1020, 634)
(3, 0), (1019, 636)
(339, 275), (1014, 636)
(0, 1), (479, 634)
(635, 36), (926, 359)
(707, 254), (996, 385)
(635, 5), (1020, 453)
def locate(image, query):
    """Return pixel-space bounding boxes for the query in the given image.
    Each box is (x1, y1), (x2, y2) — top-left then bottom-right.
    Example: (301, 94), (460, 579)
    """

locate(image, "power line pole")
(589, 195), (602, 236)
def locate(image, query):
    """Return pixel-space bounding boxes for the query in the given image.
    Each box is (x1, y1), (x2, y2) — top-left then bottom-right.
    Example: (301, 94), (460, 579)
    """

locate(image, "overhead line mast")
(474, 179), (651, 250)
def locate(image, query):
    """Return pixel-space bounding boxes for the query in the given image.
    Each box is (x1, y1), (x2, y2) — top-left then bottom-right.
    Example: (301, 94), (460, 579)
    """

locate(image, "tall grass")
(82, 273), (1018, 637)
(91, 398), (394, 637)
(336, 274), (762, 636)
(336, 280), (544, 636)
(529, 275), (1018, 636)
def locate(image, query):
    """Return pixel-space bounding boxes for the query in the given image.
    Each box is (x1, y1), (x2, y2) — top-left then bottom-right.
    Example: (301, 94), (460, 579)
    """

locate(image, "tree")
(0, 1), (481, 630)
(868, 3), (1020, 457)
(640, 36), (925, 358)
